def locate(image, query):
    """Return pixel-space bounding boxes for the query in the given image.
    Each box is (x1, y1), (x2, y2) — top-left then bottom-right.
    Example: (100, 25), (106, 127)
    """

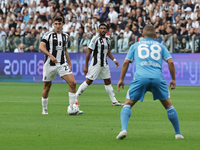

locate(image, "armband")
(113, 58), (117, 62)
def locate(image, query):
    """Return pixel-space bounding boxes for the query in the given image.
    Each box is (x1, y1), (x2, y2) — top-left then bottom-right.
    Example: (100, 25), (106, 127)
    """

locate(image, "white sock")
(76, 81), (88, 100)
(42, 97), (48, 110)
(105, 84), (118, 103)
(69, 92), (76, 106)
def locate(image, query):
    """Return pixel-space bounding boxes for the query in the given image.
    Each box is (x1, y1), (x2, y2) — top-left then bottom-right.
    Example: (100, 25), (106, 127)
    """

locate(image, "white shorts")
(43, 60), (72, 82)
(86, 64), (111, 80)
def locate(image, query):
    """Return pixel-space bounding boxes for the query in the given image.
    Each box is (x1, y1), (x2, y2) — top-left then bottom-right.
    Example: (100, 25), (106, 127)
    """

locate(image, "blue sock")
(120, 104), (131, 131)
(166, 105), (181, 134)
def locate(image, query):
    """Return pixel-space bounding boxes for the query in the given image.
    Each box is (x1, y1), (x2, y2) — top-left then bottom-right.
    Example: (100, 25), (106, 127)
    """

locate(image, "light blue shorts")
(126, 78), (170, 101)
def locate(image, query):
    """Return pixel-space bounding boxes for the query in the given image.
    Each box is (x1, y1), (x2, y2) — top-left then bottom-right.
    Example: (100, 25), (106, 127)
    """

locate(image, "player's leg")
(117, 78), (148, 139)
(76, 64), (100, 102)
(160, 98), (184, 139)
(104, 78), (123, 106)
(62, 74), (77, 106)
(42, 81), (52, 114)
(116, 99), (137, 139)
(62, 74), (83, 114)
(151, 78), (184, 139)
(76, 78), (93, 101)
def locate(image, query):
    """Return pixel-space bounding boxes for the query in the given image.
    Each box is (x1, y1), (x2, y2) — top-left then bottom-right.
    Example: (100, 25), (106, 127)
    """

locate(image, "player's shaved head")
(143, 25), (156, 39)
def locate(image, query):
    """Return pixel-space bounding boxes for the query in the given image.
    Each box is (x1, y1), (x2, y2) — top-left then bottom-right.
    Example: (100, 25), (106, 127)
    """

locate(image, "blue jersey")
(126, 38), (171, 79)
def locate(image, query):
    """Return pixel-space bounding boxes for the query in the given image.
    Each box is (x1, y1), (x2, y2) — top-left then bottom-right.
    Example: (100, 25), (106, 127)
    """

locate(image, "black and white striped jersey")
(88, 33), (110, 67)
(41, 31), (69, 65)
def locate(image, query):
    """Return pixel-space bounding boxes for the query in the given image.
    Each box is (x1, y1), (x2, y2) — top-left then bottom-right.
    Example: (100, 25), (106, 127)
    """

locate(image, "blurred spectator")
(162, 35), (171, 50)
(155, 31), (163, 43)
(132, 26), (139, 36)
(118, 32), (129, 53)
(170, 0), (178, 12)
(14, 43), (25, 53)
(185, 7), (193, 20)
(21, 3), (32, 15)
(179, 38), (191, 53)
(109, 0), (120, 13)
(0, 19), (8, 30)
(36, 2), (47, 16)
(6, 35), (15, 52)
(24, 32), (35, 50)
(118, 16), (126, 30)
(70, 26), (78, 37)
(119, 0), (130, 15)
(143, 0), (152, 14)
(34, 32), (41, 51)
(100, 7), (108, 22)
(4, 27), (10, 37)
(71, 16), (81, 30)
(124, 26), (133, 38)
(129, 34), (136, 47)
(30, 1), (37, 14)
(0, 26), (6, 40)
(2, 4), (12, 15)
(175, 23), (181, 36)
(8, 18), (17, 30)
(26, 45), (38, 52)
(12, 3), (21, 17)
(115, 25), (124, 36)
(185, 0), (195, 12)
(63, 18), (72, 33)
(108, 5), (118, 23)
(16, 12), (23, 22)
(106, 18), (115, 30)
(6, 11), (16, 24)
(173, 34), (181, 53)
(180, 23), (189, 38)
(16, 27), (24, 36)
(91, 17), (100, 31)
(23, 10), (30, 23)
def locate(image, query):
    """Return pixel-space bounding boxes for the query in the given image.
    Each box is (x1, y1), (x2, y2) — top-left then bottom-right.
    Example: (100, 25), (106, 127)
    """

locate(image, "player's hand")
(117, 80), (124, 92)
(83, 67), (88, 74)
(114, 60), (119, 67)
(50, 56), (58, 63)
(170, 79), (176, 90)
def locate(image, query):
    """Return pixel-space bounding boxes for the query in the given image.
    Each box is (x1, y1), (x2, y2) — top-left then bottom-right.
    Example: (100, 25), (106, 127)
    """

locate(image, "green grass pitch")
(0, 82), (200, 150)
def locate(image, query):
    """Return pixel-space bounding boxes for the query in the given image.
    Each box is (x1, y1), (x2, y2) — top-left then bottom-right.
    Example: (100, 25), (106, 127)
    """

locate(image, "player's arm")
(83, 48), (92, 74)
(65, 48), (72, 70)
(107, 48), (119, 67)
(167, 58), (176, 90)
(39, 41), (57, 63)
(117, 59), (130, 92)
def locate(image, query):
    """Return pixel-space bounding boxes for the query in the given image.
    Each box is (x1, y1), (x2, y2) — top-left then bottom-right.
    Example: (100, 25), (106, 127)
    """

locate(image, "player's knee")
(44, 86), (51, 93)
(69, 80), (76, 88)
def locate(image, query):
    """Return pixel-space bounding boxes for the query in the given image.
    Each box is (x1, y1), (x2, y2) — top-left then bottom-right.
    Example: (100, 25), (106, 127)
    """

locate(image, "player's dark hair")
(99, 23), (107, 28)
(143, 25), (155, 38)
(53, 16), (63, 23)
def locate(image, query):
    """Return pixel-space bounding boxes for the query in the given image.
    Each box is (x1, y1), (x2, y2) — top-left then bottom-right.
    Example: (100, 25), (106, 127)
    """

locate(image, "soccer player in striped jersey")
(116, 25), (184, 140)
(76, 23), (123, 106)
(39, 16), (83, 115)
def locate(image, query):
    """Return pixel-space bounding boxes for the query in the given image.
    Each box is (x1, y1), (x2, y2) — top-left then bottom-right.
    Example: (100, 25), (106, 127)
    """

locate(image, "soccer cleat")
(75, 100), (79, 105)
(42, 109), (48, 115)
(112, 101), (124, 106)
(77, 110), (83, 114)
(175, 134), (184, 139)
(116, 130), (127, 140)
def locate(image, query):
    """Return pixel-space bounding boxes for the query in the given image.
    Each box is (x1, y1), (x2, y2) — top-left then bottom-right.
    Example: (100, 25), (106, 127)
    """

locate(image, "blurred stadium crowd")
(0, 0), (200, 53)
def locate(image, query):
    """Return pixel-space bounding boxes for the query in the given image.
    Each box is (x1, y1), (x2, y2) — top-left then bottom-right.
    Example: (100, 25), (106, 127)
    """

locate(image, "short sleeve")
(125, 44), (136, 62)
(88, 37), (97, 50)
(41, 32), (51, 44)
(161, 44), (172, 62)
